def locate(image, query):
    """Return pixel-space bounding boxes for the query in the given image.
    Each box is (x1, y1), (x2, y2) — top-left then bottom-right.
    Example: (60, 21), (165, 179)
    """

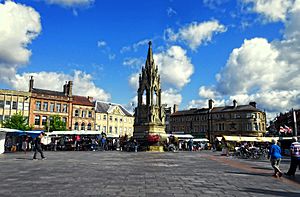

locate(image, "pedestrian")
(284, 137), (300, 177)
(101, 136), (106, 151)
(133, 139), (138, 152)
(188, 139), (193, 151)
(74, 135), (81, 151)
(268, 138), (282, 177)
(33, 132), (46, 160)
(22, 136), (28, 154)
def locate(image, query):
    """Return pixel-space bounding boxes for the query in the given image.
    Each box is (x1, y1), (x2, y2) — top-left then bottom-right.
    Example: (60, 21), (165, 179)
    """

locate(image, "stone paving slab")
(0, 151), (299, 197)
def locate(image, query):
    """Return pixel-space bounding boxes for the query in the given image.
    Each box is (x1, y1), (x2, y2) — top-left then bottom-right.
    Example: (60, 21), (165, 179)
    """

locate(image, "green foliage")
(45, 115), (66, 132)
(2, 113), (32, 131)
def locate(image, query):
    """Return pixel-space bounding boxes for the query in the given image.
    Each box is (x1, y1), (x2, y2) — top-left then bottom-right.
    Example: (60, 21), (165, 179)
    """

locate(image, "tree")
(45, 115), (66, 132)
(2, 113), (32, 131)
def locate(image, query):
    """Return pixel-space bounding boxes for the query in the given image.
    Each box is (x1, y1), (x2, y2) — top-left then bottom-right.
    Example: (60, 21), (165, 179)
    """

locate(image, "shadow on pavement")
(251, 166), (273, 170)
(15, 158), (33, 160)
(242, 188), (300, 197)
(283, 175), (300, 185)
(225, 171), (270, 177)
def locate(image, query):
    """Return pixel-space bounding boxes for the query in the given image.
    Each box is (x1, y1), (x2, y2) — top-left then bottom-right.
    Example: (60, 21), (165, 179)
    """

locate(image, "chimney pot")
(208, 99), (214, 110)
(233, 100), (237, 108)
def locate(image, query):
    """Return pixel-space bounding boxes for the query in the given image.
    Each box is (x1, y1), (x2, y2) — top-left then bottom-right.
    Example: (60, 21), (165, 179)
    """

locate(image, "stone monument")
(133, 41), (166, 151)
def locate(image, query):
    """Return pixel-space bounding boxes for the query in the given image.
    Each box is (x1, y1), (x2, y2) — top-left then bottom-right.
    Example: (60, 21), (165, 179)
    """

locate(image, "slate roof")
(72, 95), (94, 106)
(31, 88), (67, 97)
(95, 101), (133, 116)
(211, 105), (260, 113)
(171, 105), (262, 117)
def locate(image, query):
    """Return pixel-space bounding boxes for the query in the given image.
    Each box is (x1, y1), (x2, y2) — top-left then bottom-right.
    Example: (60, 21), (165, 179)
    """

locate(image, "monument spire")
(134, 41), (166, 151)
(146, 41), (154, 67)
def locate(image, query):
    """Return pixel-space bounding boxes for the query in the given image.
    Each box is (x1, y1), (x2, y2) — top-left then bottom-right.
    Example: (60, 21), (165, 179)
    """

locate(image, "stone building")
(28, 77), (73, 130)
(0, 89), (31, 127)
(95, 101), (134, 137)
(170, 100), (267, 141)
(133, 41), (166, 142)
(71, 96), (95, 131)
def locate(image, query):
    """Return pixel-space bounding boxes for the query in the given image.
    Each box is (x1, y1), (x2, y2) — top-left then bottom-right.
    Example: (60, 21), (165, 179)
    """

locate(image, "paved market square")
(0, 151), (299, 197)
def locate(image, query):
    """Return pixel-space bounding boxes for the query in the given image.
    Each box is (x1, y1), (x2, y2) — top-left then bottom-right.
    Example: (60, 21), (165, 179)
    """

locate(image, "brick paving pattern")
(0, 151), (299, 197)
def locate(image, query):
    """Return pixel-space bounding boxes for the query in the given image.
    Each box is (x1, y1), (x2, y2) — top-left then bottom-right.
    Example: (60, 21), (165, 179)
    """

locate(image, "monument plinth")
(133, 41), (166, 151)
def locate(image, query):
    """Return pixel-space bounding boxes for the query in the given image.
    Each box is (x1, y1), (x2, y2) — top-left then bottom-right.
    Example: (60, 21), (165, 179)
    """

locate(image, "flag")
(284, 125), (292, 133)
(279, 126), (285, 133)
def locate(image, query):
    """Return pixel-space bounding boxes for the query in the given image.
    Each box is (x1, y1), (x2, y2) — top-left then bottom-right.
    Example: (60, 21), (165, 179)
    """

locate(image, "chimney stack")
(233, 100), (237, 108)
(88, 96), (93, 102)
(173, 104), (178, 113)
(249, 101), (257, 108)
(208, 99), (214, 110)
(63, 81), (68, 95)
(67, 81), (73, 97)
(29, 76), (34, 92)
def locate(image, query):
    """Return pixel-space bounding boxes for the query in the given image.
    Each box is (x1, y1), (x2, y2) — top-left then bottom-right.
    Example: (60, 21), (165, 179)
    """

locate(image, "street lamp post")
(292, 109), (298, 136)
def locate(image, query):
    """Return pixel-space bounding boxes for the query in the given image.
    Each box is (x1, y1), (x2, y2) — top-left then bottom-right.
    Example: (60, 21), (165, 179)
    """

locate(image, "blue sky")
(1, 0), (300, 121)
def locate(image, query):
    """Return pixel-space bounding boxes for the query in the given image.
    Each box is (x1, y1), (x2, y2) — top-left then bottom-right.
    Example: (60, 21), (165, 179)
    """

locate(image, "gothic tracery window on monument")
(153, 86), (159, 106)
(142, 89), (146, 105)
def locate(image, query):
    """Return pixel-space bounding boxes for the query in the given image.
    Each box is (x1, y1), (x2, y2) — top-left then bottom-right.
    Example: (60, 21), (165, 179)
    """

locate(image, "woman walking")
(268, 139), (282, 177)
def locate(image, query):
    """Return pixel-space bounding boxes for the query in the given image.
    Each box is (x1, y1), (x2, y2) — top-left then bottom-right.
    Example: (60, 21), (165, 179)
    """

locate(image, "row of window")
(172, 122), (266, 133)
(97, 115), (133, 123)
(171, 113), (264, 123)
(34, 115), (67, 126)
(0, 100), (29, 110)
(74, 109), (93, 118)
(96, 125), (133, 134)
(74, 122), (93, 130)
(35, 101), (68, 113)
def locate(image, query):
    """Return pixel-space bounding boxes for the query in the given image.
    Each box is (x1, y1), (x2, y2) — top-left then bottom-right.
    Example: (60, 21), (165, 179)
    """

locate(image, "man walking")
(33, 132), (46, 160)
(268, 138), (282, 177)
(285, 137), (300, 177)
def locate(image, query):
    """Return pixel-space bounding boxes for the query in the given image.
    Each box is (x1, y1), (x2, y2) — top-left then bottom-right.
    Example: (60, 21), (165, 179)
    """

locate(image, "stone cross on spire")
(146, 41), (154, 68)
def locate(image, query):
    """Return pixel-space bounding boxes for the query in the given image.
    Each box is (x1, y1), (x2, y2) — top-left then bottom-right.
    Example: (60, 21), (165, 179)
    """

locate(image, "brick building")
(71, 95), (95, 130)
(28, 77), (73, 130)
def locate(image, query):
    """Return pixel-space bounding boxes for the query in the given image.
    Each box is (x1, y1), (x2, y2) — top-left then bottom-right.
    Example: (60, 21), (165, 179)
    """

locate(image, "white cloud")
(0, 1), (41, 84)
(242, 0), (294, 22)
(45, 0), (94, 7)
(166, 7), (177, 17)
(216, 38), (288, 95)
(128, 72), (140, 90)
(203, 0), (229, 10)
(123, 57), (143, 69)
(120, 46), (131, 54)
(154, 45), (194, 89)
(120, 39), (151, 53)
(198, 86), (219, 99)
(191, 3), (300, 119)
(132, 39), (149, 51)
(214, 36), (300, 114)
(164, 20), (226, 50)
(161, 88), (182, 107)
(10, 70), (111, 101)
(188, 98), (225, 109)
(108, 54), (116, 60)
(97, 40), (106, 48)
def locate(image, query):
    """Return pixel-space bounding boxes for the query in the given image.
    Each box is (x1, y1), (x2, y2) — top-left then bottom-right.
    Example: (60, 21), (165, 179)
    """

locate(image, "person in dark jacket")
(285, 137), (300, 177)
(33, 132), (46, 160)
(268, 138), (282, 177)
